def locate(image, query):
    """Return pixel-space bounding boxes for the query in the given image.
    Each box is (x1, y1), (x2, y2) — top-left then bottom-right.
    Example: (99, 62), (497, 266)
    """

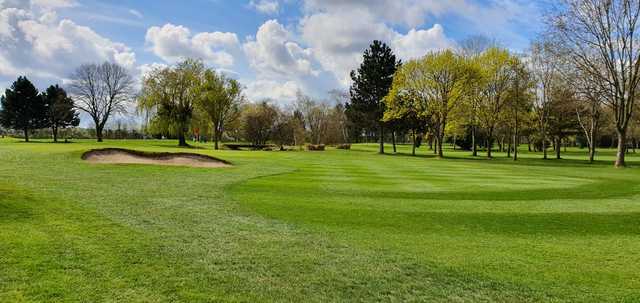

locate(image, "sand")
(82, 148), (231, 168)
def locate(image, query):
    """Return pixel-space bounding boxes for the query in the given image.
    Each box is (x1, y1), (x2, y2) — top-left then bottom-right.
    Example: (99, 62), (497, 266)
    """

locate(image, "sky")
(0, 0), (548, 108)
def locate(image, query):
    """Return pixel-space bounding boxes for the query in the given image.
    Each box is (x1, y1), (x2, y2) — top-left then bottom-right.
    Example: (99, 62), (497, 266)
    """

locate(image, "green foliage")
(242, 101), (278, 146)
(197, 70), (244, 149)
(0, 76), (48, 141)
(347, 40), (401, 152)
(43, 85), (80, 142)
(384, 50), (472, 156)
(138, 59), (204, 146)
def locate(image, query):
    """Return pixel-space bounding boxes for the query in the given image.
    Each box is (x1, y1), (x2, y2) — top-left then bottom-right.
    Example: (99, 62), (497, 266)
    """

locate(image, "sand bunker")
(82, 148), (231, 168)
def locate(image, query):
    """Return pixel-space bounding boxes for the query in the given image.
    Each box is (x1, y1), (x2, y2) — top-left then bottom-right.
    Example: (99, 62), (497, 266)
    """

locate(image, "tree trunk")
(472, 126), (477, 156)
(556, 137), (561, 159)
(412, 130), (416, 156)
(379, 125), (385, 154)
(24, 128), (29, 142)
(487, 128), (494, 158)
(513, 128), (519, 161)
(96, 125), (104, 142)
(392, 131), (397, 153)
(178, 132), (188, 147)
(213, 126), (220, 150)
(615, 130), (627, 167)
(52, 126), (58, 143)
(588, 133), (596, 163)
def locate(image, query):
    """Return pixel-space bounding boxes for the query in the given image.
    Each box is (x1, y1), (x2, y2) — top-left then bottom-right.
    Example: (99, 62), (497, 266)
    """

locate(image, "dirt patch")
(82, 148), (231, 168)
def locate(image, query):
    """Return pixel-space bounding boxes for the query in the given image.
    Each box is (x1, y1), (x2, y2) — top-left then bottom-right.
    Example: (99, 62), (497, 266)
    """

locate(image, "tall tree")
(69, 62), (134, 142)
(475, 48), (517, 158)
(138, 59), (204, 147)
(242, 101), (277, 146)
(530, 40), (559, 159)
(348, 40), (401, 154)
(548, 0), (640, 167)
(505, 56), (534, 160)
(43, 85), (80, 142)
(384, 51), (469, 157)
(0, 76), (47, 142)
(197, 70), (244, 150)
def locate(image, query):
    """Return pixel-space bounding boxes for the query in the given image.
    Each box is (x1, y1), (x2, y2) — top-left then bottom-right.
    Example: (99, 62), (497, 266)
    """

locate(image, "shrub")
(307, 144), (325, 151)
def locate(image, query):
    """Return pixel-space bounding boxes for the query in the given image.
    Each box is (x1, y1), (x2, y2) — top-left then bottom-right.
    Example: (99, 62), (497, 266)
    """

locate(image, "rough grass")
(1, 138), (639, 302)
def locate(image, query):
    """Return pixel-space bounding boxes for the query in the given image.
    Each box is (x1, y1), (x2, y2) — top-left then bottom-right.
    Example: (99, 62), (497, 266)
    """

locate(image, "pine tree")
(43, 85), (80, 142)
(347, 40), (401, 154)
(0, 76), (48, 142)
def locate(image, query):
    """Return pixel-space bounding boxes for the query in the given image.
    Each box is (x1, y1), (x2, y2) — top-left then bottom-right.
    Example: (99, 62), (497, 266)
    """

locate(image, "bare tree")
(69, 62), (134, 142)
(573, 70), (605, 163)
(548, 0), (640, 167)
(530, 40), (559, 160)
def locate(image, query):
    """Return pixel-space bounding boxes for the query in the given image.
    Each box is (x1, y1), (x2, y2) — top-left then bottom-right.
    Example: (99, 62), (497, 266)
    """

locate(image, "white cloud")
(128, 9), (142, 19)
(249, 0), (279, 15)
(31, 0), (77, 10)
(243, 19), (318, 78)
(300, 9), (454, 86)
(391, 24), (454, 60)
(145, 23), (239, 67)
(243, 79), (300, 102)
(0, 3), (136, 83)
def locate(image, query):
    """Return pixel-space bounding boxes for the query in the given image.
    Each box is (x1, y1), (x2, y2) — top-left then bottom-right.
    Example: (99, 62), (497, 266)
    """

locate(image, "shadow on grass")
(0, 188), (36, 222)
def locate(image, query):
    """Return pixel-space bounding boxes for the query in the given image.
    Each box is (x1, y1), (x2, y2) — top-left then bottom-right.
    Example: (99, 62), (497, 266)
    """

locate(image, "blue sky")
(0, 0), (548, 108)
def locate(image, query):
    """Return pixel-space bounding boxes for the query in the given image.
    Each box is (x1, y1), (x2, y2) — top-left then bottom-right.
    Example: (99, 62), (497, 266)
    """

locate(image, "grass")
(1, 138), (639, 302)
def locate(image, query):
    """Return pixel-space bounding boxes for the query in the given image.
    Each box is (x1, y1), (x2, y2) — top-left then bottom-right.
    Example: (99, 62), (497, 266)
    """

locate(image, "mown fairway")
(1, 138), (639, 302)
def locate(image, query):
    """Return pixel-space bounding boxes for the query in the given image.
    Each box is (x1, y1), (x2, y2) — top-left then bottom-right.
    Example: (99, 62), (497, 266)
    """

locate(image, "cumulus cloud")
(244, 19), (318, 78)
(391, 24), (455, 60)
(249, 0), (279, 15)
(0, 2), (136, 83)
(145, 23), (239, 67)
(243, 79), (300, 102)
(300, 9), (454, 86)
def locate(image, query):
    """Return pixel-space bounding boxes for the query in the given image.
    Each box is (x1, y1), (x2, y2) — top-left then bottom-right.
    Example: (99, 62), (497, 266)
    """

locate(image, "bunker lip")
(81, 148), (232, 168)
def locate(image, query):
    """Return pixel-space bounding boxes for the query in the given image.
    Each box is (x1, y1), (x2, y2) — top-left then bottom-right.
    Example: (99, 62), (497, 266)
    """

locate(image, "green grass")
(1, 138), (639, 302)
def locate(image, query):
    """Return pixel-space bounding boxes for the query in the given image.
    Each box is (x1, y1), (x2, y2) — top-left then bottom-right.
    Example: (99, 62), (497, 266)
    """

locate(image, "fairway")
(1, 139), (640, 302)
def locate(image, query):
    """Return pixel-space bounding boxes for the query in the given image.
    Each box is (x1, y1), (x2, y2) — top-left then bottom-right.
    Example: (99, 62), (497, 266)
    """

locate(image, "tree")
(348, 40), (401, 154)
(271, 110), (295, 150)
(547, 83), (580, 159)
(476, 48), (518, 158)
(242, 101), (277, 146)
(548, 0), (640, 167)
(505, 57), (534, 160)
(197, 70), (244, 150)
(571, 67), (605, 163)
(69, 62), (134, 142)
(0, 76), (47, 142)
(385, 51), (469, 157)
(530, 41), (559, 159)
(457, 36), (499, 156)
(43, 85), (80, 142)
(138, 59), (204, 147)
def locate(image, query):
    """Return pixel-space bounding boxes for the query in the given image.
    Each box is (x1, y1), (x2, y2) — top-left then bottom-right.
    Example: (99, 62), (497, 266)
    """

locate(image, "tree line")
(1, 0), (639, 167)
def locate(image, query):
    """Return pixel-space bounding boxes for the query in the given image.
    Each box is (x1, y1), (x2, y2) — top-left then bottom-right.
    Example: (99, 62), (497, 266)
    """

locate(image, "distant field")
(1, 138), (639, 302)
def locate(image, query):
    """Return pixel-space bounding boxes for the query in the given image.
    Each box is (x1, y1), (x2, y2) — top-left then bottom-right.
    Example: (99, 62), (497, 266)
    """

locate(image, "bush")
(336, 144), (351, 150)
(307, 144), (325, 151)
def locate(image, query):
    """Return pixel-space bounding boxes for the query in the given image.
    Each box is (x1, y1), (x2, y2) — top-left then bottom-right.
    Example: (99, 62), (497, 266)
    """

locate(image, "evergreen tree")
(43, 85), (80, 142)
(347, 40), (400, 154)
(0, 76), (48, 142)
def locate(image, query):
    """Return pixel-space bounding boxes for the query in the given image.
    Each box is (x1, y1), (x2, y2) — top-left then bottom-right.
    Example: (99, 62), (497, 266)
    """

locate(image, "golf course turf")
(1, 138), (639, 302)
